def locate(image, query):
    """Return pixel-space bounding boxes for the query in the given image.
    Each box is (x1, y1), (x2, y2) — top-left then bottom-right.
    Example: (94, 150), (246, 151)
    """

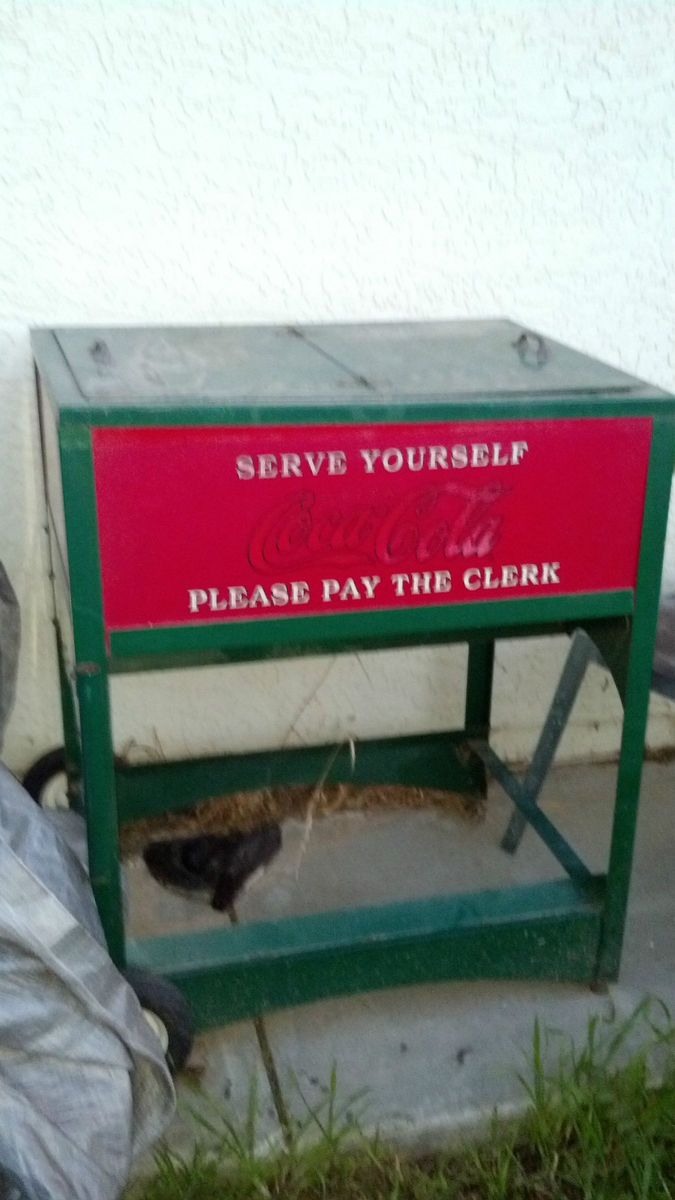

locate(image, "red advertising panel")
(92, 419), (652, 633)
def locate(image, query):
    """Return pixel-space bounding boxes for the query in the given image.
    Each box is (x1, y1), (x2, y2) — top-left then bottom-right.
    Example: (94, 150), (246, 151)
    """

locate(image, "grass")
(128, 1001), (675, 1199)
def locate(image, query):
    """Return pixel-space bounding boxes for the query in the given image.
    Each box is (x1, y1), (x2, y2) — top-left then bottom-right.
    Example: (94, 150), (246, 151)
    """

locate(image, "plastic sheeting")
(0, 568), (175, 1200)
(0, 766), (176, 1200)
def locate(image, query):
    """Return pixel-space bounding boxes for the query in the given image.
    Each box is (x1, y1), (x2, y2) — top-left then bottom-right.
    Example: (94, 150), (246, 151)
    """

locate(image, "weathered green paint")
(127, 877), (604, 1027)
(495, 630), (604, 856)
(58, 395), (674, 426)
(465, 640), (495, 738)
(107, 590), (634, 669)
(116, 730), (485, 824)
(55, 623), (83, 810)
(469, 738), (593, 884)
(583, 620), (631, 705)
(58, 424), (126, 966)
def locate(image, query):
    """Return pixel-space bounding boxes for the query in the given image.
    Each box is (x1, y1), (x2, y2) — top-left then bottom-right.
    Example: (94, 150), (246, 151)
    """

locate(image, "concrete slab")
(131, 1017), (284, 1179)
(125, 863), (284, 1165)
(255, 762), (675, 1148)
(234, 805), (525, 925)
(259, 980), (616, 1151)
(613, 760), (675, 1014)
(128, 761), (675, 1161)
(233, 761), (617, 926)
(169, 1021), (282, 1156)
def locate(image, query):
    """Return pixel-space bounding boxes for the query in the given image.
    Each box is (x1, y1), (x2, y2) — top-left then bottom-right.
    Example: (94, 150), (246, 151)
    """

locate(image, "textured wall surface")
(0, 1), (674, 772)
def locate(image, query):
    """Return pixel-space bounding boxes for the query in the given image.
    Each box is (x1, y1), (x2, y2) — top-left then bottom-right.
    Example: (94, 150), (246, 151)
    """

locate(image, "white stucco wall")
(1, 1), (674, 774)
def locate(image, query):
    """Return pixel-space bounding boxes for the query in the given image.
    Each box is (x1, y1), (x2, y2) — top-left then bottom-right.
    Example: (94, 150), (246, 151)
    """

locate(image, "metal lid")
(301, 320), (637, 397)
(51, 319), (639, 406)
(53, 324), (364, 403)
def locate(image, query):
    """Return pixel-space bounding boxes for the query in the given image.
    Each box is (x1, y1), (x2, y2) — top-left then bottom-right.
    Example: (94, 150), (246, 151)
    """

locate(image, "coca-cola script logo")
(248, 482), (509, 571)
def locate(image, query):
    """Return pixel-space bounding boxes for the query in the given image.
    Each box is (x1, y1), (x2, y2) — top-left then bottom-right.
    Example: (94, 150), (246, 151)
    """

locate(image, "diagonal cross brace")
(469, 629), (604, 860)
(469, 739), (594, 883)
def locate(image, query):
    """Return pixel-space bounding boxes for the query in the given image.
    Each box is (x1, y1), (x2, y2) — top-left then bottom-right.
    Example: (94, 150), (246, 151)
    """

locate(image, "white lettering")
(520, 564), (539, 586)
(188, 588), (209, 612)
(305, 451), (326, 477)
(463, 568), (482, 590)
(382, 448), (404, 473)
(410, 571), (433, 595)
(391, 573), (409, 596)
(406, 447), (425, 471)
(290, 581), (310, 604)
(460, 562), (560, 593)
(248, 585), (272, 608)
(360, 448), (381, 473)
(237, 439), (531, 480)
(188, 582), (311, 613)
(360, 575), (381, 599)
(322, 575), (382, 602)
(235, 455), (255, 481)
(258, 454), (278, 479)
(280, 453), (302, 478)
(208, 587), (228, 611)
(229, 586), (249, 609)
(390, 570), (452, 597)
(327, 450), (347, 475)
(500, 565), (519, 587)
(340, 578), (361, 601)
(270, 583), (290, 606)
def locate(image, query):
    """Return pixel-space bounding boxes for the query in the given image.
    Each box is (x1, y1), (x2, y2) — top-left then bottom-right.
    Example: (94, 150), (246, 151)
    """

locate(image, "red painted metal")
(92, 418), (652, 633)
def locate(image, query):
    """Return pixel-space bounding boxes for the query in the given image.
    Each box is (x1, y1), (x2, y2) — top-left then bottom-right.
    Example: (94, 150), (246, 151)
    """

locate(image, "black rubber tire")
(22, 747), (67, 805)
(124, 967), (195, 1074)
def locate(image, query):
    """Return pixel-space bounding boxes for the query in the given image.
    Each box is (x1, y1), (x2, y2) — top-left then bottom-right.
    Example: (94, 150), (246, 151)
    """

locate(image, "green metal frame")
(45, 373), (675, 1030)
(490, 629), (604, 855)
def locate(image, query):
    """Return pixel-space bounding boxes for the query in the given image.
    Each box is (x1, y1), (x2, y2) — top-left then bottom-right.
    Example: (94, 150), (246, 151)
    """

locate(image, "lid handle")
(89, 339), (112, 368)
(512, 331), (548, 368)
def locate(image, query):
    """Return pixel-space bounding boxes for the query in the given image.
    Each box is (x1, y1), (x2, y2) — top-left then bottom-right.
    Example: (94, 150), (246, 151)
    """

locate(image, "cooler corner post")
(594, 415), (675, 984)
(34, 360), (84, 808)
(59, 418), (126, 966)
(465, 639), (495, 739)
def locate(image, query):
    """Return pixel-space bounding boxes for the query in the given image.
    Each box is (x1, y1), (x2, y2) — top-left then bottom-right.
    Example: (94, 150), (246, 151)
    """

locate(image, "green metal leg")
(75, 665), (126, 966)
(594, 427), (674, 983)
(595, 616), (661, 982)
(55, 622), (83, 810)
(594, 634), (651, 982)
(583, 619), (631, 706)
(465, 640), (495, 737)
(60, 424), (127, 967)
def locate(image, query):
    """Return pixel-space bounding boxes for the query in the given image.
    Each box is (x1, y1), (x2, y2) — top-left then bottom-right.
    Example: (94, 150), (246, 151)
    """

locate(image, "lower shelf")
(127, 876), (605, 1029)
(115, 730), (486, 823)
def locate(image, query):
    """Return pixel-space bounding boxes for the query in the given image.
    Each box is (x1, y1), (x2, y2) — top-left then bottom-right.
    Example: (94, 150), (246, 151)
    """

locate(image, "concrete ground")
(127, 759), (675, 1161)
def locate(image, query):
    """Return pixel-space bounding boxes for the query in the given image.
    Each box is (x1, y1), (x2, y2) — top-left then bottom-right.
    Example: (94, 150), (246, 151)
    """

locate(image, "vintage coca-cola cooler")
(32, 320), (675, 1028)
